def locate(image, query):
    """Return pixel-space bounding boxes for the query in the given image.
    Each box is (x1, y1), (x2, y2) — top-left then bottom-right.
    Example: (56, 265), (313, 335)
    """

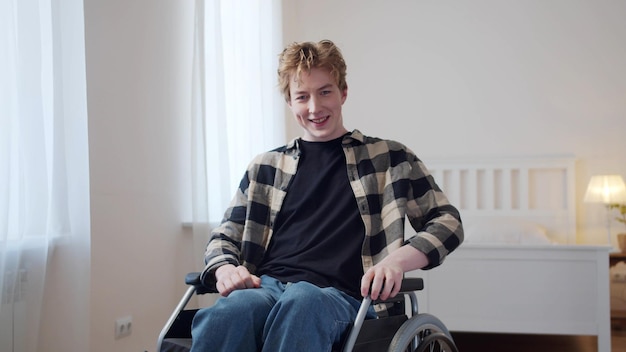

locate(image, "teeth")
(311, 117), (328, 123)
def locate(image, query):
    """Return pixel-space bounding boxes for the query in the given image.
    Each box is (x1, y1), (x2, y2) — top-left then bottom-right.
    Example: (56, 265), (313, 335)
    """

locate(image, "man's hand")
(360, 245), (429, 301)
(214, 264), (261, 297)
(360, 263), (403, 301)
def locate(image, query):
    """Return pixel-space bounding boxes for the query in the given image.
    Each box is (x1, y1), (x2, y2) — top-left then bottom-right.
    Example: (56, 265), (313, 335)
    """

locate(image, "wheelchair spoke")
(414, 332), (457, 352)
(388, 314), (458, 352)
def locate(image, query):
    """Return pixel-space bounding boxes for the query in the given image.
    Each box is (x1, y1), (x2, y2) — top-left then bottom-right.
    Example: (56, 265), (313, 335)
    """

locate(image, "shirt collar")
(343, 129), (365, 145)
(285, 129), (365, 155)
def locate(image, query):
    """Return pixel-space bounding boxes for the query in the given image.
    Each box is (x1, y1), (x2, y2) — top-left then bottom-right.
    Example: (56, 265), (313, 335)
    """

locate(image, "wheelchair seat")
(157, 273), (458, 352)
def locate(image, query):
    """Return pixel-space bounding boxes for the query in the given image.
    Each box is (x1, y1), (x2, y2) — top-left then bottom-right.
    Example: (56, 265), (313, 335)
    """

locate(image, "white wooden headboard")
(421, 157), (577, 244)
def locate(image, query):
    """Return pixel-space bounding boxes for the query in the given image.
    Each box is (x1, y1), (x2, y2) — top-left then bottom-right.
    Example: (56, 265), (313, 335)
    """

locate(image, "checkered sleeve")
(347, 131), (463, 271)
(403, 151), (463, 269)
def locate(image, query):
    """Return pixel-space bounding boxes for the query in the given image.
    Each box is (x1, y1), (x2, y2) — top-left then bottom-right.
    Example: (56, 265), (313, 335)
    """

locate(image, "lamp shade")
(583, 174), (626, 204)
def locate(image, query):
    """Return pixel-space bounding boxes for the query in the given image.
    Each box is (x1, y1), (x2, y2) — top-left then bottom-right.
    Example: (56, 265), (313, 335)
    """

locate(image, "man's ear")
(341, 85), (348, 103)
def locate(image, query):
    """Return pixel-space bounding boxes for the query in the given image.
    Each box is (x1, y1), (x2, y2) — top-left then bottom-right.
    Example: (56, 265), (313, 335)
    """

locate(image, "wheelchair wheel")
(387, 313), (458, 352)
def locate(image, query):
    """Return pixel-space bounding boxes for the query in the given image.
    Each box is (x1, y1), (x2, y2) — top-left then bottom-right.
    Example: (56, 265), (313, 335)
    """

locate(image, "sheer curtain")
(191, 0), (284, 269)
(0, 0), (90, 351)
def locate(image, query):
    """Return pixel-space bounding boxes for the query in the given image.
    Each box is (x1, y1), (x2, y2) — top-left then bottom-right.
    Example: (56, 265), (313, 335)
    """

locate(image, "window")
(192, 0), (285, 224)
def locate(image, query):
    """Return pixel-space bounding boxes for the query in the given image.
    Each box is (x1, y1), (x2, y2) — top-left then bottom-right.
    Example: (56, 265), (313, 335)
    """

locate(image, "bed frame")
(408, 157), (611, 351)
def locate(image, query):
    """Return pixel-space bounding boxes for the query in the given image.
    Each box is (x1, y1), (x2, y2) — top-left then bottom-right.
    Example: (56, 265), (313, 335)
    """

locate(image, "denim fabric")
(190, 275), (375, 352)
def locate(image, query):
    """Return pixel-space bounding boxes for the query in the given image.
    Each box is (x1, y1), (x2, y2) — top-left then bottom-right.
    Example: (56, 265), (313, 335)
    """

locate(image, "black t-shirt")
(257, 135), (365, 298)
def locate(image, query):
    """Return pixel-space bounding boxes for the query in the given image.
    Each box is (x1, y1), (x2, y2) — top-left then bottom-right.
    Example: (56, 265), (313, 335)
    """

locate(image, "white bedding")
(463, 218), (554, 245)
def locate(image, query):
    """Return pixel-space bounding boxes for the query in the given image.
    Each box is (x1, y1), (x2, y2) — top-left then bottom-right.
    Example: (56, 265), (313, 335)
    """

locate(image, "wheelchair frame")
(157, 273), (458, 352)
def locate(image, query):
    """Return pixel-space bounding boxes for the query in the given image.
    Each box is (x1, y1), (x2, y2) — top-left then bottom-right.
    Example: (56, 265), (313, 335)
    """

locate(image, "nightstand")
(610, 252), (626, 328)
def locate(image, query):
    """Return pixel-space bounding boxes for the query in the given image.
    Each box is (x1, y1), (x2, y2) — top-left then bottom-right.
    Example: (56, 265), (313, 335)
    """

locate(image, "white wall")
(84, 1), (195, 351)
(283, 0), (626, 244)
(35, 1), (626, 351)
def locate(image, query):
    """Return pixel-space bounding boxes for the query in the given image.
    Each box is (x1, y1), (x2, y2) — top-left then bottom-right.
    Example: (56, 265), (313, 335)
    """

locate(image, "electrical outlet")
(115, 316), (132, 339)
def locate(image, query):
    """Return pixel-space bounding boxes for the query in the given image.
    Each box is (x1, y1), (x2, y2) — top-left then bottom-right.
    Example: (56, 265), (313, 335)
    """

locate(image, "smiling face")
(288, 67), (348, 142)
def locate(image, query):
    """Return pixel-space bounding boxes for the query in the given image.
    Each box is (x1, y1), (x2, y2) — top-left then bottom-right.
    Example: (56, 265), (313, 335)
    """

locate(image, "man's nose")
(308, 96), (319, 114)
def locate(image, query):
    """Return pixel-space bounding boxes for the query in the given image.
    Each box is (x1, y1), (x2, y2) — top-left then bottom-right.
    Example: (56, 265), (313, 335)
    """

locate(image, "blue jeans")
(190, 275), (375, 352)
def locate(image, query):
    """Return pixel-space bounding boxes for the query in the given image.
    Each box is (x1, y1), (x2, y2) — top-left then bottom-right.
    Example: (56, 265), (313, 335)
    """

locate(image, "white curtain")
(0, 0), (90, 351)
(191, 0), (284, 267)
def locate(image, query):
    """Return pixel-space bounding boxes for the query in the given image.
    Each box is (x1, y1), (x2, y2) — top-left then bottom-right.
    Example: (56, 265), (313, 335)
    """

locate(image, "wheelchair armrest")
(371, 277), (423, 307)
(185, 272), (218, 295)
(185, 272), (202, 285)
(184, 273), (422, 296)
(399, 278), (423, 293)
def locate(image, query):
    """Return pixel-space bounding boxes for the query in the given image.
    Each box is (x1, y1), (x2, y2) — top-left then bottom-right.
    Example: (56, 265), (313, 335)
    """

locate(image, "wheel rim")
(388, 314), (458, 352)
(413, 331), (457, 352)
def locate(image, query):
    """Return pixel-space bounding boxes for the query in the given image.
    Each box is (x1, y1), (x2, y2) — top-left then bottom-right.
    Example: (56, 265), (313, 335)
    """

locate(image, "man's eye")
(321, 90), (331, 96)
(295, 95), (307, 101)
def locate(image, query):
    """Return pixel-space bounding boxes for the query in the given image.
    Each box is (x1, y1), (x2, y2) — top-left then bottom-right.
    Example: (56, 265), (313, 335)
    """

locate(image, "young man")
(190, 40), (463, 351)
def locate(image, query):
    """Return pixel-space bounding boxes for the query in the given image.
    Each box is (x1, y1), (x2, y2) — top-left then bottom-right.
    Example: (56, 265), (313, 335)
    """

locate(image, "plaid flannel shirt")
(200, 130), (463, 288)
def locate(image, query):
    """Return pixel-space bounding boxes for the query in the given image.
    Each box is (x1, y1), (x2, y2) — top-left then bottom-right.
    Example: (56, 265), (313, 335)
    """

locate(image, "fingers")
(360, 269), (374, 298)
(360, 266), (403, 301)
(251, 274), (262, 287)
(215, 265), (261, 296)
(369, 274), (395, 301)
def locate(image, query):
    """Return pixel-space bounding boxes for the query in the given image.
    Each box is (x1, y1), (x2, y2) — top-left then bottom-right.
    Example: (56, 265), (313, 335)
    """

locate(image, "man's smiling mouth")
(310, 116), (329, 124)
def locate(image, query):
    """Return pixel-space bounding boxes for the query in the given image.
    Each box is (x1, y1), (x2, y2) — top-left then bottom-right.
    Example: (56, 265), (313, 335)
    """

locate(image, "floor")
(451, 327), (626, 352)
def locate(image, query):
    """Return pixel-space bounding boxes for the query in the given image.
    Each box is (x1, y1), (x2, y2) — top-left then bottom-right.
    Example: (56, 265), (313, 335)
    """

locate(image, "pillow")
(463, 218), (553, 244)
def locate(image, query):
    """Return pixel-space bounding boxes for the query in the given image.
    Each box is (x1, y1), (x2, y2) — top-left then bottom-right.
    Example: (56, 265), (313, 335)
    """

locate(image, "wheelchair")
(157, 272), (458, 352)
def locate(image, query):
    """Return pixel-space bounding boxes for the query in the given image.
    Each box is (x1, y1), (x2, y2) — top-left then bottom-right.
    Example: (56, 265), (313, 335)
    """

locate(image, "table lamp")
(583, 174), (626, 247)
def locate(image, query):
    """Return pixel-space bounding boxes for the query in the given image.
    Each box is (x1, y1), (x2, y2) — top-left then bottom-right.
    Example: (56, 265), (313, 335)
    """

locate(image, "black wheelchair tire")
(387, 313), (458, 352)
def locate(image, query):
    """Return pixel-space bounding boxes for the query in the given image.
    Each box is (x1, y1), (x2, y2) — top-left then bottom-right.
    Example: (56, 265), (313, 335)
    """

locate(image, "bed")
(406, 157), (611, 351)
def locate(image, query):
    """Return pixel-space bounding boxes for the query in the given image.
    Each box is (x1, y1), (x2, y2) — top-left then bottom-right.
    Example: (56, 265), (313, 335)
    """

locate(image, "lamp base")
(618, 233), (626, 253)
